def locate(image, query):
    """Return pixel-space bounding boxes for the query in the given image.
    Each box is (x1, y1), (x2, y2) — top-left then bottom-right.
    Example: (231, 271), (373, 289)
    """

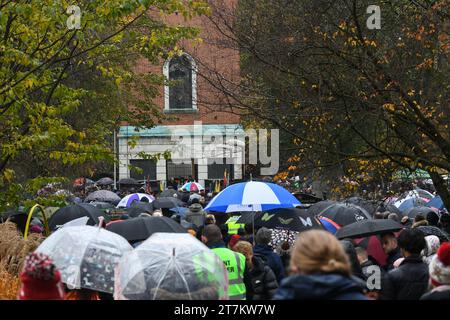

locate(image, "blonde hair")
(233, 241), (253, 270)
(290, 230), (351, 276)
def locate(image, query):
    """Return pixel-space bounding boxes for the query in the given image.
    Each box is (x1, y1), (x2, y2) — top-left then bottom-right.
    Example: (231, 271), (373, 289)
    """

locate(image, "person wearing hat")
(421, 242), (450, 300)
(186, 198), (206, 228)
(253, 227), (285, 283)
(18, 252), (65, 300)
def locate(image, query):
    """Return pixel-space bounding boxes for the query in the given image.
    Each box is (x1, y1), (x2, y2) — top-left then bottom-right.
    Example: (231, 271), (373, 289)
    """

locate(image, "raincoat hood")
(274, 273), (368, 300)
(189, 203), (203, 213)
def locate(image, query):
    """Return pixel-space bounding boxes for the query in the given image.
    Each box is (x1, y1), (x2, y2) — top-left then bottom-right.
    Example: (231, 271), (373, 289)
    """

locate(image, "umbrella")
(416, 225), (450, 243)
(61, 216), (90, 228)
(106, 216), (186, 243)
(160, 189), (178, 197)
(317, 203), (371, 227)
(48, 204), (105, 231)
(152, 197), (185, 209)
(236, 212), (257, 225)
(394, 189), (433, 210)
(114, 233), (228, 300)
(204, 181), (301, 213)
(252, 208), (324, 232)
(307, 200), (337, 216)
(0, 211), (29, 234)
(374, 202), (403, 217)
(96, 177), (114, 186)
(169, 207), (189, 218)
(426, 196), (446, 211)
(404, 206), (436, 219)
(117, 193), (155, 208)
(268, 229), (299, 248)
(344, 197), (376, 216)
(180, 182), (205, 192)
(354, 236), (387, 267)
(335, 219), (404, 239)
(85, 190), (121, 205)
(118, 178), (141, 186)
(89, 201), (116, 210)
(35, 225), (132, 294)
(126, 202), (154, 218)
(318, 217), (341, 234)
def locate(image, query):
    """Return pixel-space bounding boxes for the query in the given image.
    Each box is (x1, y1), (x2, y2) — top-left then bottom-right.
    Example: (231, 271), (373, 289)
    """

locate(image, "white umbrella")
(35, 226), (133, 293)
(114, 233), (228, 300)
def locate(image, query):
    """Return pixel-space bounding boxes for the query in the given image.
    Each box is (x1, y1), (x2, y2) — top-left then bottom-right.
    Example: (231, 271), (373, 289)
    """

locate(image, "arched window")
(164, 54), (197, 111)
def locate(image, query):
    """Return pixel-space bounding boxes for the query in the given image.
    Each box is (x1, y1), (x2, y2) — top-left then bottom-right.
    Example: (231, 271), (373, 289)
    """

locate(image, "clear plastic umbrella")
(114, 233), (228, 300)
(35, 226), (133, 294)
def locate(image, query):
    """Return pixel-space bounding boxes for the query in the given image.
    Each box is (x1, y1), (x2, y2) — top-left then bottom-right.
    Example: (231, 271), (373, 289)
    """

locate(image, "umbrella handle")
(24, 204), (49, 240)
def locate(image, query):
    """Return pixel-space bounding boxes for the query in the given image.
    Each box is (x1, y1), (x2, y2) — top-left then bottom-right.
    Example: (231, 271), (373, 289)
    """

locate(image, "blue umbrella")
(169, 207), (189, 218)
(426, 196), (445, 211)
(204, 181), (301, 213)
(398, 198), (415, 212)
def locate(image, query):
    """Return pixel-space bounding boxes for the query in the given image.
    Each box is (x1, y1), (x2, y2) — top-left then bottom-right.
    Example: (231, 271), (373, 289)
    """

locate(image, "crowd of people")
(3, 178), (450, 301)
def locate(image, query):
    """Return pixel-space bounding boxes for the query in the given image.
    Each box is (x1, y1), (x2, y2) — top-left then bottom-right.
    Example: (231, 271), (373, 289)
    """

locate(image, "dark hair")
(414, 215), (425, 223)
(244, 223), (253, 234)
(219, 224), (228, 235)
(237, 228), (245, 236)
(426, 211), (439, 227)
(397, 229), (426, 254)
(202, 224), (222, 243)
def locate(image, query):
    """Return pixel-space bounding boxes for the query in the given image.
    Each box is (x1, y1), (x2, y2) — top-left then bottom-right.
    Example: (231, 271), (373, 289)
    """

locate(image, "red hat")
(229, 235), (241, 249)
(429, 242), (450, 287)
(18, 252), (65, 300)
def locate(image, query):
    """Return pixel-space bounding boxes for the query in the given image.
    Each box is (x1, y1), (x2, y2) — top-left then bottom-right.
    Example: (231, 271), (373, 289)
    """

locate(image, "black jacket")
(248, 256), (278, 300)
(273, 273), (368, 300)
(420, 286), (450, 300)
(380, 255), (429, 300)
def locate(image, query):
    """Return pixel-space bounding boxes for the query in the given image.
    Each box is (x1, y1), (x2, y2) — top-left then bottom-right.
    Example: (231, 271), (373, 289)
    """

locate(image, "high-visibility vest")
(226, 216), (245, 235)
(192, 251), (227, 300)
(212, 248), (246, 300)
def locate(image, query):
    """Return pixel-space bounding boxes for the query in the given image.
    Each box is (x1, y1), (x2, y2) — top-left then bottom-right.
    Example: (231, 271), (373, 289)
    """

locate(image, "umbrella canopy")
(394, 189), (433, 210)
(180, 182), (205, 192)
(317, 203), (371, 227)
(117, 193), (155, 208)
(426, 196), (446, 211)
(85, 190), (121, 204)
(89, 201), (116, 210)
(48, 204), (105, 231)
(374, 202), (403, 217)
(114, 233), (228, 300)
(106, 216), (186, 243)
(160, 189), (178, 198)
(152, 197), (185, 209)
(126, 202), (154, 218)
(404, 206), (436, 219)
(252, 208), (324, 232)
(0, 211), (29, 234)
(344, 197), (376, 216)
(118, 178), (141, 186)
(204, 181), (301, 213)
(416, 225), (450, 243)
(96, 177), (114, 186)
(35, 226), (133, 293)
(307, 200), (337, 216)
(169, 207), (189, 218)
(354, 236), (387, 267)
(335, 219), (404, 239)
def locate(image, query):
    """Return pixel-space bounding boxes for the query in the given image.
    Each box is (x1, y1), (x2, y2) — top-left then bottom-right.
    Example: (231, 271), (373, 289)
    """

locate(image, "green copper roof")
(118, 124), (244, 138)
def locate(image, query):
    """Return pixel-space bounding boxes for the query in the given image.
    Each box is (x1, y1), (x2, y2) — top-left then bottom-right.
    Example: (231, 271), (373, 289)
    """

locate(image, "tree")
(0, 0), (209, 210)
(197, 0), (450, 207)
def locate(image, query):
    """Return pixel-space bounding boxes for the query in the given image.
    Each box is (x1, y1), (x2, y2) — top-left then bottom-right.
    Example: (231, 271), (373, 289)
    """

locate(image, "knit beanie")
(429, 242), (450, 286)
(18, 252), (65, 300)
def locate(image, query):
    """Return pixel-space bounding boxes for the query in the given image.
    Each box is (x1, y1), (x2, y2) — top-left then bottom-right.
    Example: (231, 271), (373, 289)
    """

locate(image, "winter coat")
(420, 285), (450, 300)
(248, 256), (278, 300)
(253, 244), (285, 283)
(380, 255), (429, 300)
(273, 273), (368, 300)
(185, 203), (205, 228)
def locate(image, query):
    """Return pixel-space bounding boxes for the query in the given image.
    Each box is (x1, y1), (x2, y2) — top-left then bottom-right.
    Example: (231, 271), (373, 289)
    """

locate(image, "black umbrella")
(126, 202), (154, 218)
(118, 178), (141, 186)
(85, 190), (121, 205)
(96, 177), (114, 186)
(375, 202), (403, 218)
(344, 197), (376, 216)
(404, 206), (436, 219)
(236, 212), (257, 225)
(253, 208), (324, 232)
(317, 203), (371, 227)
(89, 201), (116, 210)
(48, 204), (105, 231)
(307, 200), (337, 216)
(152, 197), (185, 209)
(292, 193), (323, 204)
(160, 189), (178, 197)
(416, 225), (450, 243)
(106, 216), (186, 242)
(335, 219), (404, 240)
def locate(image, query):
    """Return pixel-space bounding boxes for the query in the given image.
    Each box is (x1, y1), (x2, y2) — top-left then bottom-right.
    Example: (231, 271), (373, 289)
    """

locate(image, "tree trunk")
(429, 171), (450, 212)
